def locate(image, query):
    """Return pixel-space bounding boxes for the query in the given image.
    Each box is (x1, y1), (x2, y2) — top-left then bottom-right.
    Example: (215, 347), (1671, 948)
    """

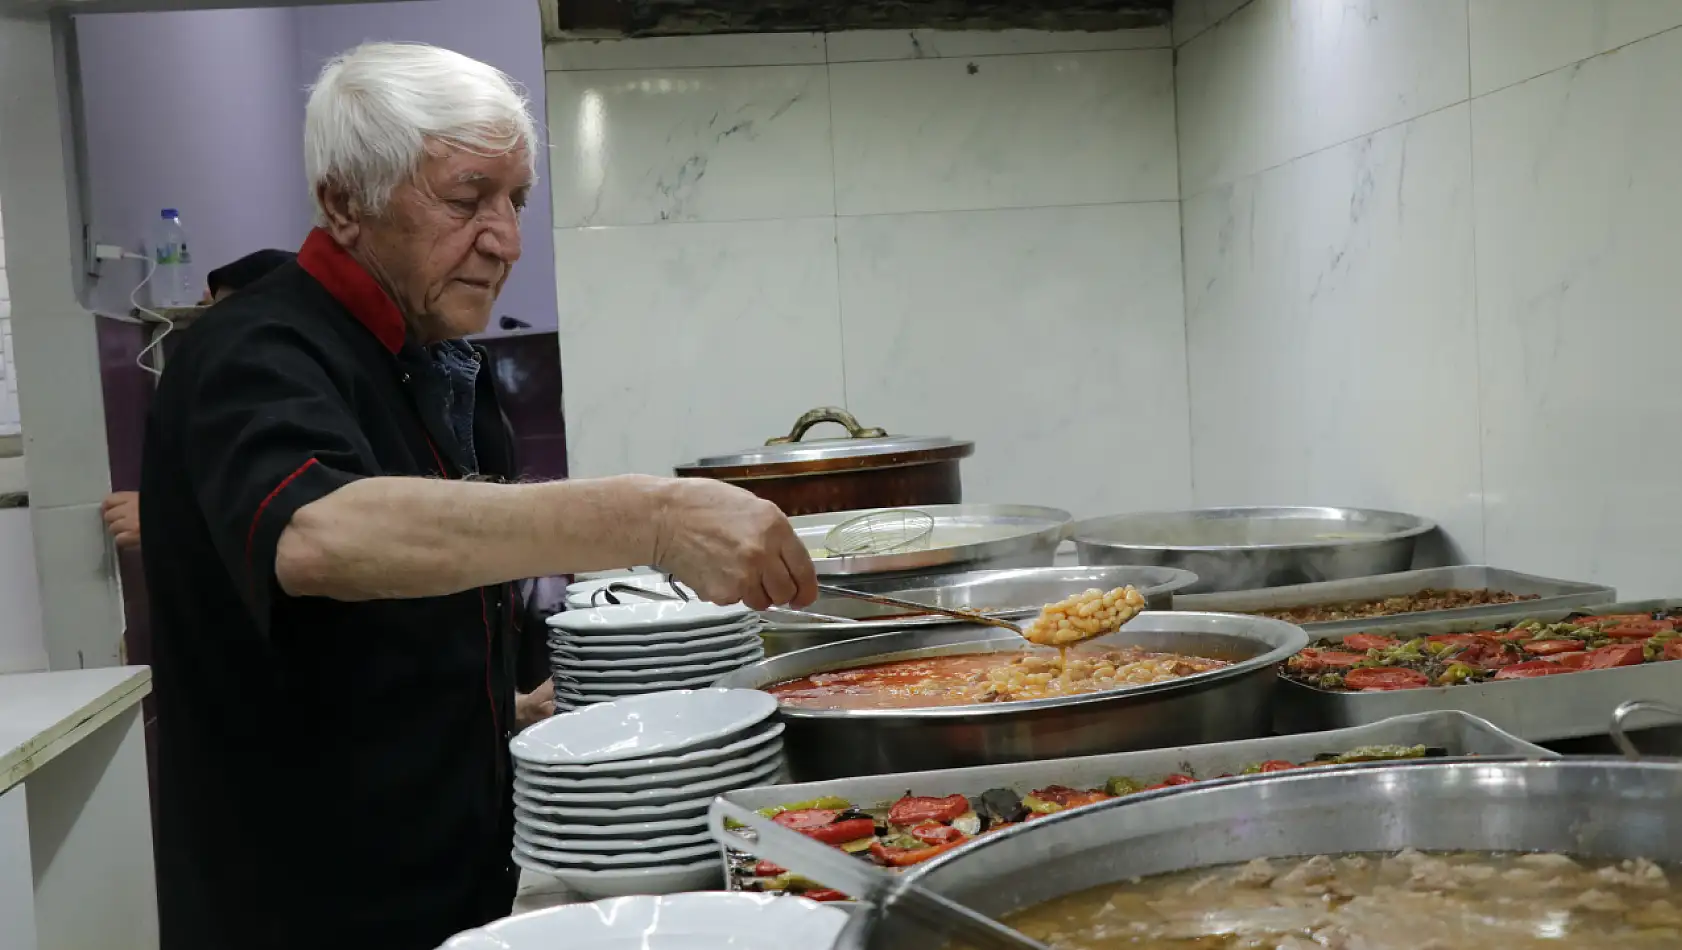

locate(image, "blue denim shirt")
(429, 340), (481, 474)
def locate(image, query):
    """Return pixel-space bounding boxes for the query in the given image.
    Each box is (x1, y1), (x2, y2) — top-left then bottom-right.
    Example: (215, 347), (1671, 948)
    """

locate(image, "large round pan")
(841, 757), (1682, 949)
(714, 611), (1306, 780)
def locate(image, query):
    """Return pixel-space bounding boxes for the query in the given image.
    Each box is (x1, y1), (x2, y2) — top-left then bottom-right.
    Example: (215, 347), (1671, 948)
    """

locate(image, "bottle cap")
(161, 208), (178, 218)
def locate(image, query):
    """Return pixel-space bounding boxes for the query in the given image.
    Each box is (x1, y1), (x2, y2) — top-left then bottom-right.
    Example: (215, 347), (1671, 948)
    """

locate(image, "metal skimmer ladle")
(708, 799), (1052, 950)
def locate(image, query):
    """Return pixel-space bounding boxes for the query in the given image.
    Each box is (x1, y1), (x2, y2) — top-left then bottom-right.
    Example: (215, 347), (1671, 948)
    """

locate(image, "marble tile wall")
(0, 196), (16, 436)
(546, 29), (1191, 518)
(1177, 0), (1682, 594)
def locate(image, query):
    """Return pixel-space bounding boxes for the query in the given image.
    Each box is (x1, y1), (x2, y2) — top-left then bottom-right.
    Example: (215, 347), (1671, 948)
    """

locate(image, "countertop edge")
(0, 666), (152, 793)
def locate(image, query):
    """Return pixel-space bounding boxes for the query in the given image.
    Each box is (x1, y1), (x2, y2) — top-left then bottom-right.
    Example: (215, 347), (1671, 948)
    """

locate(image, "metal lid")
(676, 407), (973, 474)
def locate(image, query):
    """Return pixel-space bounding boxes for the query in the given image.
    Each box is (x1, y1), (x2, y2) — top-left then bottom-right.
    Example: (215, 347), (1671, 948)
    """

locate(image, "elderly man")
(141, 43), (817, 950)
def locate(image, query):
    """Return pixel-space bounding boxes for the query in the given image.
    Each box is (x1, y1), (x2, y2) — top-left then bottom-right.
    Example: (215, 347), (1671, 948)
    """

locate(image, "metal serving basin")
(713, 611), (1307, 780)
(793, 504), (1071, 580)
(1071, 506), (1437, 593)
(840, 758), (1682, 949)
(759, 565), (1200, 656)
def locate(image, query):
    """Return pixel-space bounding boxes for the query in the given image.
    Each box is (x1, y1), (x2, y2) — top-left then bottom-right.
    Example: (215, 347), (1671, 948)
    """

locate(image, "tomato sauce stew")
(766, 647), (1231, 710)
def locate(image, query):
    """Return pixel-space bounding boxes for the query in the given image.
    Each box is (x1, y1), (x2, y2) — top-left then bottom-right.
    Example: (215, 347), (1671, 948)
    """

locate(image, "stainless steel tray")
(719, 710), (1552, 894)
(792, 504), (1070, 579)
(758, 565), (1199, 656)
(1180, 565), (1614, 635)
(1274, 597), (1677, 742)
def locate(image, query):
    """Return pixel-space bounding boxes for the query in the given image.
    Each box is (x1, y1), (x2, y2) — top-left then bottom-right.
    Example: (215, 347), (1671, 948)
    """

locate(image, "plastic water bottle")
(147, 209), (196, 308)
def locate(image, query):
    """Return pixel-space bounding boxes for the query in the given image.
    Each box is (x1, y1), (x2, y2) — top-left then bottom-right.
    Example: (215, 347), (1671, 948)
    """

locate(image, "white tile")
(1470, 0), (1682, 96)
(831, 50), (1177, 215)
(547, 66), (833, 227)
(554, 218), (846, 478)
(1186, 105), (1484, 559)
(825, 27), (1169, 63)
(1177, 0), (1469, 197)
(544, 33), (825, 72)
(1174, 0), (1254, 46)
(31, 503), (124, 671)
(11, 305), (109, 508)
(0, 269), (9, 301)
(1472, 28), (1682, 597)
(837, 203), (1191, 519)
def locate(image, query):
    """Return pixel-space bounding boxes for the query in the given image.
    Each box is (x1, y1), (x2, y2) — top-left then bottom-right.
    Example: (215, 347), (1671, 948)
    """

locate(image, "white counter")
(0, 665), (156, 950)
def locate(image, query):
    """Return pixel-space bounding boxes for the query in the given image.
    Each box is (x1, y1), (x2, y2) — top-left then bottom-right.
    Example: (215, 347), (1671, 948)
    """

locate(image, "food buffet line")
(445, 418), (1682, 949)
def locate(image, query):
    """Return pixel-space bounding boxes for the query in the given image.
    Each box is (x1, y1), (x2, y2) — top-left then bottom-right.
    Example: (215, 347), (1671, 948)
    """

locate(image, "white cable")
(125, 252), (173, 380)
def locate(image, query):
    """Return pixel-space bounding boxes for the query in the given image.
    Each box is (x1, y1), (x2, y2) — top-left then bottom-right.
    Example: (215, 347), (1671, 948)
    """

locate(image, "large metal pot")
(673, 408), (974, 516)
(842, 758), (1682, 949)
(1071, 506), (1437, 593)
(713, 612), (1307, 780)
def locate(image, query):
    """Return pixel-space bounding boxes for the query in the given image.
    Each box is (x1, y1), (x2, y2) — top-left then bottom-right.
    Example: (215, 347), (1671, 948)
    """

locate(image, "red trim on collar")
(297, 228), (406, 353)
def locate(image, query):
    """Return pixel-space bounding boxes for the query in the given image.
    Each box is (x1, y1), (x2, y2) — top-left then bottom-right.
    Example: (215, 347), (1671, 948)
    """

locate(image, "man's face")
(326, 139), (530, 343)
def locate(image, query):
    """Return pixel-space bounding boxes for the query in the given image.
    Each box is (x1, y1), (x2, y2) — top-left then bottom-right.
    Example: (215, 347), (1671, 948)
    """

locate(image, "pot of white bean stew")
(713, 612), (1306, 780)
(837, 758), (1682, 950)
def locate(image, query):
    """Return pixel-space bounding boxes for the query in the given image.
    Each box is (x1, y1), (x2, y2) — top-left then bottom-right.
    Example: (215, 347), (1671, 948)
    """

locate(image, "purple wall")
(76, 8), (314, 317)
(295, 0), (558, 333)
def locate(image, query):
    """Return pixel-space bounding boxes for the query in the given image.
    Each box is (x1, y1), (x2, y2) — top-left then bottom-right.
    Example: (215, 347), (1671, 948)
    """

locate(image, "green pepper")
(1105, 776), (1145, 796)
(1021, 795), (1063, 816)
(1438, 662), (1479, 685)
(1426, 641), (1456, 656)
(1317, 673), (1345, 690)
(756, 795), (853, 820)
(1332, 744), (1427, 764)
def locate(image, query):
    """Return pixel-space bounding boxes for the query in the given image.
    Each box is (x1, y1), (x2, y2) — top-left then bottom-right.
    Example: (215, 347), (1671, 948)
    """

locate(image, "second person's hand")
(650, 478), (818, 611)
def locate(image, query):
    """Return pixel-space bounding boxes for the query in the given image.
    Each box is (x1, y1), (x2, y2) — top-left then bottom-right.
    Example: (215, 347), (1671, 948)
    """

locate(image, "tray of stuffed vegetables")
(714, 710), (1550, 900)
(1275, 599), (1682, 741)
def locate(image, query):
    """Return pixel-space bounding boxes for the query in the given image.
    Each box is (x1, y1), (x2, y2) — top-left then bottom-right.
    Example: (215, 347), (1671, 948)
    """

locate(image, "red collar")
(297, 228), (406, 353)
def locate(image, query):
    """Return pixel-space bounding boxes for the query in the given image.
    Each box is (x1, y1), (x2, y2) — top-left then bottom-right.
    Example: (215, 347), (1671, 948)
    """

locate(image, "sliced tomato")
(1343, 667), (1430, 691)
(1549, 652), (1593, 671)
(1343, 634), (1400, 652)
(1601, 620), (1674, 640)
(1586, 644), (1645, 669)
(1664, 641), (1682, 661)
(773, 808), (840, 831)
(1525, 639), (1584, 656)
(803, 818), (877, 846)
(1573, 614), (1655, 627)
(1495, 660), (1577, 680)
(869, 838), (967, 868)
(887, 794), (970, 827)
(1258, 760), (1296, 773)
(1427, 634), (1483, 645)
(803, 889), (850, 902)
(909, 822), (966, 846)
(1139, 783), (1171, 792)
(1291, 649), (1368, 672)
(1163, 773), (1197, 786)
(1448, 636), (1517, 670)
(1029, 785), (1111, 809)
(753, 860), (787, 877)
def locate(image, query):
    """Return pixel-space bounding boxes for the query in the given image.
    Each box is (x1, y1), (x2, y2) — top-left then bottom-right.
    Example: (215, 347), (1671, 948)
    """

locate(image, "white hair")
(305, 42), (539, 224)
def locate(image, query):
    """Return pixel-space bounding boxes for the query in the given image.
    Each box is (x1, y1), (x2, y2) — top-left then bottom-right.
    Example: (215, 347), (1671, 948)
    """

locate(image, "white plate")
(513, 758), (781, 807)
(510, 825), (712, 853)
(551, 646), (762, 676)
(507, 851), (725, 900)
(548, 601), (753, 634)
(562, 576), (697, 608)
(508, 689), (776, 766)
(512, 808), (706, 838)
(515, 738), (783, 792)
(552, 672), (730, 698)
(511, 786), (726, 822)
(512, 832), (718, 868)
(551, 618), (763, 647)
(557, 650), (763, 682)
(513, 722), (784, 775)
(551, 628), (762, 660)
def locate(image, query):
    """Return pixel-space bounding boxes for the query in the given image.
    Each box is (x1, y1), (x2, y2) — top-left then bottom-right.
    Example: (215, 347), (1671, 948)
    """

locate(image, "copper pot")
(673, 408), (975, 516)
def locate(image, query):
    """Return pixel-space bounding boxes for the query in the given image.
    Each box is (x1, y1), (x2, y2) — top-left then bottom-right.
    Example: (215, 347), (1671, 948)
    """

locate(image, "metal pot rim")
(722, 611), (1308, 721)
(1070, 506), (1438, 553)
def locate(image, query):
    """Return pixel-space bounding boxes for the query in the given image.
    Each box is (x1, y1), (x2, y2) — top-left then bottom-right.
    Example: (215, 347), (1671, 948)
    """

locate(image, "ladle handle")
(815, 584), (1024, 635)
(1610, 699), (1682, 759)
(707, 799), (1051, 950)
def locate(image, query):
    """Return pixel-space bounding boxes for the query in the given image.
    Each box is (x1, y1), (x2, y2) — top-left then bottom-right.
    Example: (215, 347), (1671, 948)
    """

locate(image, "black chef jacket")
(141, 228), (520, 950)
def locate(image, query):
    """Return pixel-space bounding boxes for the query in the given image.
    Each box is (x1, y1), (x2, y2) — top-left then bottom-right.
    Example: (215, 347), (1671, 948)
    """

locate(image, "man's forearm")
(275, 474), (670, 600)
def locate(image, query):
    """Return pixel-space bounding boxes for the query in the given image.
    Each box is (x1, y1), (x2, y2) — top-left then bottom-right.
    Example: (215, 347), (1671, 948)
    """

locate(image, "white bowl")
(512, 808), (706, 838)
(551, 629), (763, 660)
(508, 689), (776, 766)
(514, 738), (783, 792)
(512, 758), (782, 807)
(512, 832), (719, 868)
(513, 722), (784, 776)
(550, 618), (763, 646)
(548, 601), (753, 634)
(506, 852), (725, 900)
(510, 825), (712, 853)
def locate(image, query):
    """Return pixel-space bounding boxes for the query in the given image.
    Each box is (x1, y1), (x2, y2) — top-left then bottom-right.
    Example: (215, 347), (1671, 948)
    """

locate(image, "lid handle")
(766, 407), (887, 445)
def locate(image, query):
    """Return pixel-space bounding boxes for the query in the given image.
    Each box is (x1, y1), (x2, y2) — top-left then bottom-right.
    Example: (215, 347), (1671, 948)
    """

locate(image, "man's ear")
(315, 181), (362, 243)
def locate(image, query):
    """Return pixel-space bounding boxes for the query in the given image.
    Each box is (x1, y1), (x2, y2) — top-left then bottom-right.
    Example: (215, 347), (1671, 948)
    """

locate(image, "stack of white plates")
(440, 892), (848, 949)
(546, 601), (765, 710)
(564, 574), (696, 609)
(508, 689), (784, 898)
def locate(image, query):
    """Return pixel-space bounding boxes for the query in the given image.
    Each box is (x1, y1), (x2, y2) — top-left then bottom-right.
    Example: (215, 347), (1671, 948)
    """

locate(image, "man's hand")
(102, 491), (142, 550)
(515, 679), (556, 731)
(650, 479), (819, 611)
